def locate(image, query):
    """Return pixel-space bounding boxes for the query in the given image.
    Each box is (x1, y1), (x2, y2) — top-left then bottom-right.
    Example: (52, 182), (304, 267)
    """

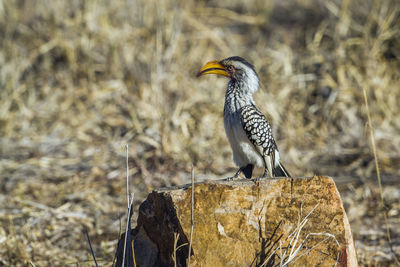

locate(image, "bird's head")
(197, 56), (259, 94)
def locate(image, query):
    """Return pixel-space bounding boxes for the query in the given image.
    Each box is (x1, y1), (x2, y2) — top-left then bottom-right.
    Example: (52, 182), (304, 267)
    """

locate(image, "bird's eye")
(227, 66), (234, 72)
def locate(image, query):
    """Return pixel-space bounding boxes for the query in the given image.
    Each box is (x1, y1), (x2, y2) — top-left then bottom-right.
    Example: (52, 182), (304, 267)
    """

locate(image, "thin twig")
(112, 212), (123, 266)
(259, 233), (283, 267)
(85, 230), (98, 267)
(132, 240), (137, 267)
(283, 232), (339, 266)
(292, 233), (340, 266)
(172, 233), (179, 267)
(188, 164), (195, 266)
(261, 202), (320, 267)
(126, 144), (130, 209)
(122, 193), (135, 267)
(362, 86), (400, 265)
(288, 202), (320, 258)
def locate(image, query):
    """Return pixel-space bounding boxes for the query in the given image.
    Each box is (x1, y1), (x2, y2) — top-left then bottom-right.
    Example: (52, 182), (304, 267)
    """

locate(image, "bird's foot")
(252, 173), (269, 184)
(252, 177), (263, 184)
(252, 177), (262, 182)
(224, 173), (240, 181)
(223, 168), (243, 181)
(224, 176), (234, 181)
(223, 165), (255, 181)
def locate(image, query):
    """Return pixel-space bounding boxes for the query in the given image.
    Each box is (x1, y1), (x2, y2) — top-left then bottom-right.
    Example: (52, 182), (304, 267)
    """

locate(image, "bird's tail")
(273, 162), (291, 177)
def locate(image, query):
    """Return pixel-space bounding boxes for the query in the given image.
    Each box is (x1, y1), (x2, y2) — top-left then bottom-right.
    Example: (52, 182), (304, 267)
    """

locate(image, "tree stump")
(116, 176), (357, 266)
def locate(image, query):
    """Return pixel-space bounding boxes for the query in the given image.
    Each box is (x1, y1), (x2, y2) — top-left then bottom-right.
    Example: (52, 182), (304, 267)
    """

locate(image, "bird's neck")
(224, 80), (255, 113)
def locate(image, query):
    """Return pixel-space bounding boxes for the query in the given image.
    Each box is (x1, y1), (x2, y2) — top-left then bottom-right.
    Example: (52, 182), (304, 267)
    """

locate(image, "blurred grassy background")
(0, 0), (399, 265)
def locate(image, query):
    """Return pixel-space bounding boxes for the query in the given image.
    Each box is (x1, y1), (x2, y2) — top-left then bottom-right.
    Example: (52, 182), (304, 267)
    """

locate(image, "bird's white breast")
(224, 110), (264, 168)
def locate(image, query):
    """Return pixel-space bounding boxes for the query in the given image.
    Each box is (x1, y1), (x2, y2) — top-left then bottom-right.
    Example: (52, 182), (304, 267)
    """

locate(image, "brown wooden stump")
(116, 176), (357, 266)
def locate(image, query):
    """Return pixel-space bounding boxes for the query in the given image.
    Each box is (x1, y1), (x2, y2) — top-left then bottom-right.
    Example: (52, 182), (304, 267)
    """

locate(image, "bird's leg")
(225, 164), (254, 181)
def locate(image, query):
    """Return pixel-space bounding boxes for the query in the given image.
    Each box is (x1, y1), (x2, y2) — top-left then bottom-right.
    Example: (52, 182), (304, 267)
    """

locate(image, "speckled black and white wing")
(240, 105), (277, 157)
(240, 104), (291, 177)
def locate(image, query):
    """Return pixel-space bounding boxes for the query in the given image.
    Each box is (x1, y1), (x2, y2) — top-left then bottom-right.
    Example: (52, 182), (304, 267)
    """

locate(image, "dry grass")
(0, 0), (399, 265)
(260, 202), (341, 267)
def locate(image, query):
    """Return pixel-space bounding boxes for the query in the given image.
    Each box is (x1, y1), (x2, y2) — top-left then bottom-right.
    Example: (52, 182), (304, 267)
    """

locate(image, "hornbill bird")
(197, 56), (291, 179)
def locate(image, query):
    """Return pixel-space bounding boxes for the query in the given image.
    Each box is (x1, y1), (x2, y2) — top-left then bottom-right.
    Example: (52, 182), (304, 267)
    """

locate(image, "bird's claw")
(224, 173), (240, 181)
(252, 175), (268, 184)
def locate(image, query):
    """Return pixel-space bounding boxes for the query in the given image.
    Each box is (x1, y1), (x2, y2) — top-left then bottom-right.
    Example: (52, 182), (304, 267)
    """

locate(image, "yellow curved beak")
(196, 61), (230, 78)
